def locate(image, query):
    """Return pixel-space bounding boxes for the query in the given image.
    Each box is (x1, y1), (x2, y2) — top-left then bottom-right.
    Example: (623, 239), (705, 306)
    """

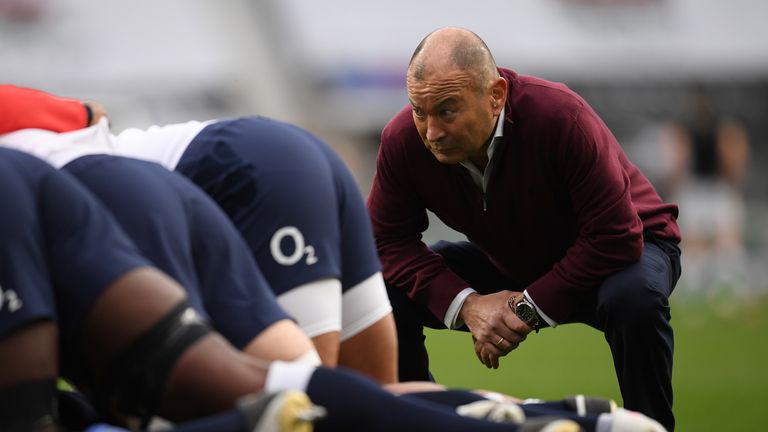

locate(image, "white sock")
(596, 413), (613, 432)
(291, 349), (322, 366)
(264, 360), (316, 393)
(596, 409), (668, 432)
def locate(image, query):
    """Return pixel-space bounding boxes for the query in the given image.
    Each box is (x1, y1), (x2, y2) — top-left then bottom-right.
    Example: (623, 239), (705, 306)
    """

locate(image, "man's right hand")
(459, 290), (532, 369)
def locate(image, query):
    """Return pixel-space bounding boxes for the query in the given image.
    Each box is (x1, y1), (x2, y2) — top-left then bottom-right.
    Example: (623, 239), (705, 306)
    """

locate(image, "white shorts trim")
(340, 272), (393, 341)
(277, 279), (342, 338)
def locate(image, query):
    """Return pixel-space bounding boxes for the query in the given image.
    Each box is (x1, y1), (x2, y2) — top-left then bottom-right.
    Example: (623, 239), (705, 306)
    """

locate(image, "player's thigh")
(321, 144), (383, 292)
(234, 157), (343, 296)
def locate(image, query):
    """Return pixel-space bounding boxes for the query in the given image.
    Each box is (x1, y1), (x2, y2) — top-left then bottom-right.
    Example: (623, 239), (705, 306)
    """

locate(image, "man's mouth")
(434, 147), (457, 154)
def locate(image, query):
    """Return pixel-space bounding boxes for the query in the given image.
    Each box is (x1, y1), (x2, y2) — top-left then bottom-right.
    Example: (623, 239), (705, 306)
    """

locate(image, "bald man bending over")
(367, 27), (681, 430)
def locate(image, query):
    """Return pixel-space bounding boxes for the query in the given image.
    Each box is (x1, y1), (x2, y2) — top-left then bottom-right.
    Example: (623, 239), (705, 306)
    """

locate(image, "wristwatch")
(508, 295), (540, 331)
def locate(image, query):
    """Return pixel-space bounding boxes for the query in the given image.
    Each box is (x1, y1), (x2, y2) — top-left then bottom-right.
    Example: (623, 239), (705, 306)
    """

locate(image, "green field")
(425, 295), (768, 431)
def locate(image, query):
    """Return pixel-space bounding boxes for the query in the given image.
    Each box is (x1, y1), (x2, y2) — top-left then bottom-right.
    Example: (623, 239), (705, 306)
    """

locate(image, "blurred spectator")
(658, 86), (752, 297)
(0, 0), (46, 21)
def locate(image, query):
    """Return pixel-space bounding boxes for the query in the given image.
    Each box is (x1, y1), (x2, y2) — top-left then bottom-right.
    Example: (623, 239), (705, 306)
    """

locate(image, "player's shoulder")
(0, 146), (49, 166)
(0, 148), (56, 182)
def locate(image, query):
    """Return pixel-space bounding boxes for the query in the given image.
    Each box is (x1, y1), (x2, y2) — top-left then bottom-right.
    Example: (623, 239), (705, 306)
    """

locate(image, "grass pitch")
(425, 295), (768, 431)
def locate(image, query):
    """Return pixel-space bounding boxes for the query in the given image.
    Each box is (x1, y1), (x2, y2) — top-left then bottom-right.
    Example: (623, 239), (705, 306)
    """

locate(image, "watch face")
(516, 302), (536, 324)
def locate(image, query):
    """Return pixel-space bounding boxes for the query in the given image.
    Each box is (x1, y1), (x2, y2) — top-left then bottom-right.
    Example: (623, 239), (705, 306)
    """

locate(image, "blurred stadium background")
(2, 0), (767, 429)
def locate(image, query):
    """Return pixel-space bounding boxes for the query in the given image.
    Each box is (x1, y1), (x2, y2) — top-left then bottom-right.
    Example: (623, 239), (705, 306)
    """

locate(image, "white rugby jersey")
(114, 120), (213, 169)
(0, 118), (116, 168)
(0, 118), (213, 169)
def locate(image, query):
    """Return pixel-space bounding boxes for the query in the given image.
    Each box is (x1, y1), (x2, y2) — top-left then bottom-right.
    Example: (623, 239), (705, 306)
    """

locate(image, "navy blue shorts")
(0, 149), (147, 340)
(63, 155), (289, 349)
(177, 117), (381, 296)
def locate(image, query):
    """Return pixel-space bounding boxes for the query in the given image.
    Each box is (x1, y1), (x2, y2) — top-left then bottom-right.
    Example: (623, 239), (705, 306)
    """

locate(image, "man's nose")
(425, 117), (444, 142)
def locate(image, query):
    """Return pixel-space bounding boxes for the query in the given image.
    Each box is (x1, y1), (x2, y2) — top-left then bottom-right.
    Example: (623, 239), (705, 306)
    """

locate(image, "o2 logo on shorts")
(269, 226), (318, 266)
(0, 284), (23, 313)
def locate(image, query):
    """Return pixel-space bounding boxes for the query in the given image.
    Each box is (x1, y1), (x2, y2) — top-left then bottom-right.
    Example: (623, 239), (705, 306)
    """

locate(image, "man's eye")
(413, 109), (425, 118)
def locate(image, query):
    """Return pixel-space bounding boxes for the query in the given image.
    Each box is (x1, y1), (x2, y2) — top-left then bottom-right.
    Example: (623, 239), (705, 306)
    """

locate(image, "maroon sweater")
(367, 68), (680, 323)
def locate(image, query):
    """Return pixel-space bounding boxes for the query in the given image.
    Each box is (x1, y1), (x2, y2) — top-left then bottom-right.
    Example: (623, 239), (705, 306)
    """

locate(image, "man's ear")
(490, 77), (507, 114)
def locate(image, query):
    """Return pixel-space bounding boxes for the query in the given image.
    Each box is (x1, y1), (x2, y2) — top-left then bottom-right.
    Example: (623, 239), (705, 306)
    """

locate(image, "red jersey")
(0, 85), (88, 134)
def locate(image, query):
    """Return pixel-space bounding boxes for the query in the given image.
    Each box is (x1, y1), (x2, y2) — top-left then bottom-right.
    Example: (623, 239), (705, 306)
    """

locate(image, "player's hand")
(460, 291), (532, 369)
(84, 101), (108, 126)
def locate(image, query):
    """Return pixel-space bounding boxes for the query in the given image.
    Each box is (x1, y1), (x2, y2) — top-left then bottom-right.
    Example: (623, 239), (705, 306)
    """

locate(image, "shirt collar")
(460, 106), (505, 173)
(459, 107), (506, 190)
(487, 106), (505, 159)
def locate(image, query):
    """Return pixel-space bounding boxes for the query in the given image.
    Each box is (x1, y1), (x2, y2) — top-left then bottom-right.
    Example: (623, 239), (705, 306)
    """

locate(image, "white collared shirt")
(459, 106), (505, 192)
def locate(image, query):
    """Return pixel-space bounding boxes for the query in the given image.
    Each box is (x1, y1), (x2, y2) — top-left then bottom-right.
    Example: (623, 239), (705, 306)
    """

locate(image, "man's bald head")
(408, 27), (498, 92)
